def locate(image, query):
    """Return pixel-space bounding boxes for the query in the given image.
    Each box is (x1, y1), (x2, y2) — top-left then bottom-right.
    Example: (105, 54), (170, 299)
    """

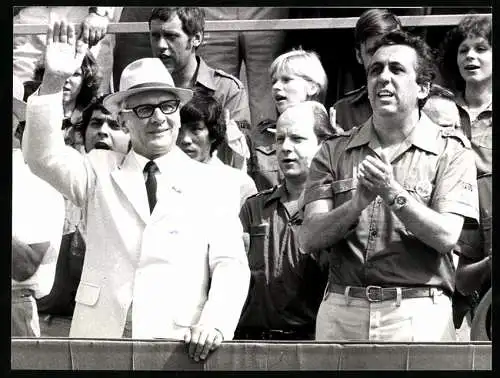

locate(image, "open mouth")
(464, 64), (480, 71)
(274, 94), (287, 102)
(281, 158), (297, 164)
(377, 90), (394, 98)
(93, 142), (111, 150)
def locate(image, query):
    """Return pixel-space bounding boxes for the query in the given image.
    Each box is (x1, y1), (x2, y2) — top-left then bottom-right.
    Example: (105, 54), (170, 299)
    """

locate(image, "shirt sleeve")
(222, 80), (251, 125)
(303, 141), (336, 206)
(239, 198), (253, 234)
(432, 144), (479, 224)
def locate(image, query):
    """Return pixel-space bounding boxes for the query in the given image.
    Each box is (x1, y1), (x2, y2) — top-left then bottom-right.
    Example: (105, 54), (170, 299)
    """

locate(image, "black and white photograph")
(11, 5), (492, 370)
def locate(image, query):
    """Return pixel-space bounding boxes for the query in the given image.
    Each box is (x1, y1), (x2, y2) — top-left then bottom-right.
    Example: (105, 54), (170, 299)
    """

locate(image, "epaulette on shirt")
(214, 68), (244, 89)
(247, 186), (277, 200)
(439, 127), (471, 149)
(340, 85), (367, 104)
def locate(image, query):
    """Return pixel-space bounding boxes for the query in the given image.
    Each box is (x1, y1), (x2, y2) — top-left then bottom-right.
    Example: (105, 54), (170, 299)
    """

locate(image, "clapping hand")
(358, 152), (402, 201)
(42, 20), (89, 90)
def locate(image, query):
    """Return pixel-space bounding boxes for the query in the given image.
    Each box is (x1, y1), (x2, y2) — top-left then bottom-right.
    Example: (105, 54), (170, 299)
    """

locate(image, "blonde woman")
(248, 48), (331, 191)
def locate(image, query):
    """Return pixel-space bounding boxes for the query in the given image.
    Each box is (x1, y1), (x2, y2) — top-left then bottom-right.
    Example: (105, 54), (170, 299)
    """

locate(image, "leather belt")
(328, 283), (443, 302)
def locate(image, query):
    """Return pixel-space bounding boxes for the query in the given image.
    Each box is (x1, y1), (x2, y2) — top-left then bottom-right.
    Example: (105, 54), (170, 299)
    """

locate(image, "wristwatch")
(89, 7), (109, 18)
(390, 193), (408, 211)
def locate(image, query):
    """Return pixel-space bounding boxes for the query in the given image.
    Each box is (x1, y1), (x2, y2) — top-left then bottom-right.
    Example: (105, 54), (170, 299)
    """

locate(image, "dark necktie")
(144, 161), (158, 213)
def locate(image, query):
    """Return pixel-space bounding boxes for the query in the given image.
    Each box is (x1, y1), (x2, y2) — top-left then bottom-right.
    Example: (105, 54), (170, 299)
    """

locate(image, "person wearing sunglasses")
(23, 21), (250, 362)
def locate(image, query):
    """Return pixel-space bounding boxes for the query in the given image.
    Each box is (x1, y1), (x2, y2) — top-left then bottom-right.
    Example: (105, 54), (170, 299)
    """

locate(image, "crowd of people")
(12, 7), (492, 361)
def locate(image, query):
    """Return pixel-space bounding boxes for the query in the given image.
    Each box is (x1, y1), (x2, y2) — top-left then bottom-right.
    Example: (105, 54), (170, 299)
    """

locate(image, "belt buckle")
(365, 285), (383, 302)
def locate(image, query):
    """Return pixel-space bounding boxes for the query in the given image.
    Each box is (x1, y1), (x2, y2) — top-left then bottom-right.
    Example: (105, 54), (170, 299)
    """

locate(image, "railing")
(11, 339), (492, 370)
(13, 13), (492, 35)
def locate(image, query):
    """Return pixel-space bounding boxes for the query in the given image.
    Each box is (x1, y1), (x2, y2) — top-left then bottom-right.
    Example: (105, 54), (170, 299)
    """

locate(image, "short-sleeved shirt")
(195, 56), (250, 124)
(303, 113), (479, 295)
(246, 119), (284, 191)
(195, 56), (251, 169)
(334, 86), (372, 131)
(454, 95), (492, 177)
(238, 184), (326, 330)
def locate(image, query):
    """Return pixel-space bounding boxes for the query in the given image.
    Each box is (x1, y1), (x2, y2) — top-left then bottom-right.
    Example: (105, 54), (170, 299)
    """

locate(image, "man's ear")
(355, 48), (363, 66)
(191, 31), (203, 49)
(417, 81), (431, 101)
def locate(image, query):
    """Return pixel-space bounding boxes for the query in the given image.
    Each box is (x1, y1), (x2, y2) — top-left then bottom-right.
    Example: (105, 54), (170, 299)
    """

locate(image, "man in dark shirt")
(236, 102), (329, 340)
(300, 31), (479, 342)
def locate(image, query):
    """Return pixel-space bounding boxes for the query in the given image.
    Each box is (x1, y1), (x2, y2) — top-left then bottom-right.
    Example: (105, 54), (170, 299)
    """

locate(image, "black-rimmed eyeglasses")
(123, 99), (180, 119)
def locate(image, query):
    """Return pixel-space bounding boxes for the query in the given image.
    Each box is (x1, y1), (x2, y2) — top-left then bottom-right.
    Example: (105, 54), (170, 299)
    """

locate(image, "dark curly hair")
(439, 15), (492, 93)
(33, 50), (102, 110)
(149, 7), (205, 44)
(180, 89), (225, 154)
(370, 30), (437, 109)
(79, 94), (113, 137)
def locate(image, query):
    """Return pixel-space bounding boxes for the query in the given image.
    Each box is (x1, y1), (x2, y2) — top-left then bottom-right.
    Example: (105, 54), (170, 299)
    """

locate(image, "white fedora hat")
(13, 75), (26, 121)
(103, 58), (193, 114)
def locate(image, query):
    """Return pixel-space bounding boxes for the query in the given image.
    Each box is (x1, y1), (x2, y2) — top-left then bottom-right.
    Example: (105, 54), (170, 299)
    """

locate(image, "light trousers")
(315, 291), (457, 342)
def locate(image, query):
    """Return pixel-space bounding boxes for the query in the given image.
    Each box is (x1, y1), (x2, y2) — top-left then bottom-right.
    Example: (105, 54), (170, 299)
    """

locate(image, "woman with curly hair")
(440, 15), (492, 336)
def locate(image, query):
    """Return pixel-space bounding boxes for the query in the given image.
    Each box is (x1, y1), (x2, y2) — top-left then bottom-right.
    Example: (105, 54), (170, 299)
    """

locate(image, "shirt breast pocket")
(254, 145), (278, 172)
(248, 223), (270, 271)
(473, 128), (492, 150)
(331, 178), (356, 206)
(404, 178), (434, 206)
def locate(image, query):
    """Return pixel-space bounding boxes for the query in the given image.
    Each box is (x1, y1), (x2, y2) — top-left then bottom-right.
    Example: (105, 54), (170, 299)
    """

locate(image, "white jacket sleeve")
(23, 91), (94, 208)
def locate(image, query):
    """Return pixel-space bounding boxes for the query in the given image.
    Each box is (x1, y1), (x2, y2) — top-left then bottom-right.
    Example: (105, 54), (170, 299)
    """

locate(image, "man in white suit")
(23, 20), (250, 362)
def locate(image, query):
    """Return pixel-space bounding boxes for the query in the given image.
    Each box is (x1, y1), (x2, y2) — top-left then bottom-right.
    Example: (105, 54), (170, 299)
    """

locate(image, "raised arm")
(23, 21), (94, 207)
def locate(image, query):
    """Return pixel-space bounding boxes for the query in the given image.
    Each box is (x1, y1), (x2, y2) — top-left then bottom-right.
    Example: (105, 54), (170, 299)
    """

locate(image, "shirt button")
(371, 230), (378, 237)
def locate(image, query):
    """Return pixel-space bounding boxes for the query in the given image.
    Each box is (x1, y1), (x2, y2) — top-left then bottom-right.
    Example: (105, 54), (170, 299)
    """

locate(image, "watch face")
(396, 195), (407, 206)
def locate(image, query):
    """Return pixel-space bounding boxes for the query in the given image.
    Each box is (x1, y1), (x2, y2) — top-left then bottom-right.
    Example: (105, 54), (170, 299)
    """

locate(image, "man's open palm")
(44, 20), (89, 80)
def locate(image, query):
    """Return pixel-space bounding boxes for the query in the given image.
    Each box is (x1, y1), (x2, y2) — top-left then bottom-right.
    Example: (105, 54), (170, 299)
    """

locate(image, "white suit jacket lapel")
(110, 152), (150, 224)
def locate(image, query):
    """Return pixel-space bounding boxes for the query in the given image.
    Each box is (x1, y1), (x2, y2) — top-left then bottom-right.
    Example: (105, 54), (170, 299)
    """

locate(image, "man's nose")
(179, 129), (192, 144)
(150, 107), (166, 123)
(378, 66), (391, 82)
(157, 37), (169, 50)
(98, 122), (111, 135)
(280, 137), (293, 151)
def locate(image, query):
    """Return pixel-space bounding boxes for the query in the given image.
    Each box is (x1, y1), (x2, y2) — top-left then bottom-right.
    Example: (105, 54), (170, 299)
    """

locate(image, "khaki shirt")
(246, 119), (283, 191)
(239, 184), (326, 329)
(334, 86), (372, 131)
(195, 56), (250, 124)
(195, 56), (251, 169)
(303, 113), (479, 295)
(454, 95), (492, 177)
